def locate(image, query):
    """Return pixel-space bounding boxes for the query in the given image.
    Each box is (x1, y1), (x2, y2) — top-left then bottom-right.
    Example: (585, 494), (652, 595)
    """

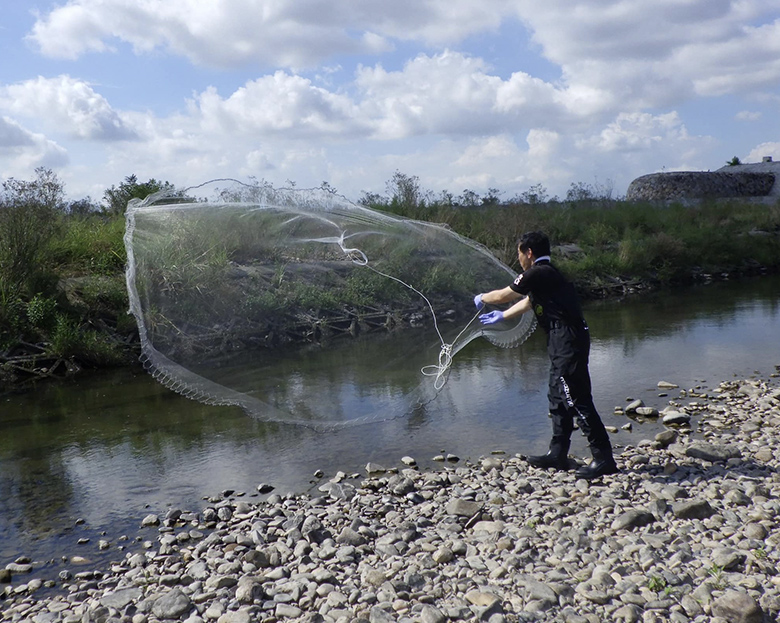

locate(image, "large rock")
(100, 587), (143, 610)
(712, 590), (763, 623)
(445, 498), (482, 517)
(672, 500), (715, 519)
(152, 589), (192, 619)
(685, 440), (741, 462)
(611, 510), (655, 530)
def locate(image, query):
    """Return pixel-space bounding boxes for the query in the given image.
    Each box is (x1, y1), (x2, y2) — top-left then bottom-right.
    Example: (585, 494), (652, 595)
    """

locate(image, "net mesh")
(124, 181), (535, 429)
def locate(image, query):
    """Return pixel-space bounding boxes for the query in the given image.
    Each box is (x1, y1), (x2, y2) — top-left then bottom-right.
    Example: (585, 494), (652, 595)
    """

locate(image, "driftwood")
(0, 342), (81, 390)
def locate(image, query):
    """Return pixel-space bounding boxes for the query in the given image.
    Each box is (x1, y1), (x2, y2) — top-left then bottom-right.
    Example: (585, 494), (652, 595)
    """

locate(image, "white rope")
(335, 231), (480, 391)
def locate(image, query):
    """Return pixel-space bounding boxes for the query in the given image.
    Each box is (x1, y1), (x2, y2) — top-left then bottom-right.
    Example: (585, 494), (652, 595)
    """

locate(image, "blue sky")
(1, 0), (779, 204)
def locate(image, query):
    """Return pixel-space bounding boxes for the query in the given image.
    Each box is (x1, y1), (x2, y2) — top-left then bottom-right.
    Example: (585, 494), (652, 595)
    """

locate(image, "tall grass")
(374, 198), (780, 291)
(0, 208), (130, 363)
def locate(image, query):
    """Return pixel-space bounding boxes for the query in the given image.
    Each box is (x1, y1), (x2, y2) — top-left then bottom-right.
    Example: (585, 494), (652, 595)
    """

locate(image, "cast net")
(124, 180), (535, 429)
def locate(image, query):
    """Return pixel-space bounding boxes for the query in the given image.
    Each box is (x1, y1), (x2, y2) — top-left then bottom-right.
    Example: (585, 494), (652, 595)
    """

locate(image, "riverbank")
(3, 371), (780, 623)
(3, 196), (780, 392)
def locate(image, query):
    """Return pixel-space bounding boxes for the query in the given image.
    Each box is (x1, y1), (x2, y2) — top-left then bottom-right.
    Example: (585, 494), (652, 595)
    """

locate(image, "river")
(1, 275), (779, 574)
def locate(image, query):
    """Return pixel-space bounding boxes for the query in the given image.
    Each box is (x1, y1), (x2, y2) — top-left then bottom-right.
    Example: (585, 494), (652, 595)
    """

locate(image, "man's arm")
(501, 295), (531, 320)
(481, 286), (521, 305)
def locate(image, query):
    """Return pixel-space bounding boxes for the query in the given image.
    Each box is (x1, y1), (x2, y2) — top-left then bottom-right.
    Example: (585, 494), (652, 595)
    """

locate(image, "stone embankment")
(626, 171), (775, 201)
(3, 373), (780, 623)
(626, 158), (780, 201)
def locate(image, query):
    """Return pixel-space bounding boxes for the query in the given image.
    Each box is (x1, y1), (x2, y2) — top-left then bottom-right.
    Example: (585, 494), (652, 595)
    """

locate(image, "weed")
(707, 564), (726, 590)
(647, 575), (667, 592)
(753, 547), (768, 560)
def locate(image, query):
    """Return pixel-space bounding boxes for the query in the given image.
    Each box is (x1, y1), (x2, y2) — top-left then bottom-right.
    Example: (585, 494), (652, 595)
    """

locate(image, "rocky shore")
(3, 374), (780, 623)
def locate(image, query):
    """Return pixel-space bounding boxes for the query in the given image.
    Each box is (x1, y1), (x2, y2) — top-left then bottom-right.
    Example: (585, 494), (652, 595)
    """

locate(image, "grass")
(0, 209), (133, 365)
(2, 193), (780, 378)
(372, 198), (780, 294)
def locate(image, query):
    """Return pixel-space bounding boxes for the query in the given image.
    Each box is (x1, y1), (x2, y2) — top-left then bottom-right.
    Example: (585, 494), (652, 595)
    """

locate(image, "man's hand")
(474, 293), (485, 309)
(479, 310), (504, 325)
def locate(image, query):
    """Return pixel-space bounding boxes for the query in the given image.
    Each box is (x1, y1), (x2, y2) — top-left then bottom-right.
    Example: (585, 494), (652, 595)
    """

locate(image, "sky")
(1, 0), (779, 205)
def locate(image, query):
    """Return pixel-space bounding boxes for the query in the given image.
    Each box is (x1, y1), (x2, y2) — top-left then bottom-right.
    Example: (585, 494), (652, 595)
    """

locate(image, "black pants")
(546, 325), (612, 462)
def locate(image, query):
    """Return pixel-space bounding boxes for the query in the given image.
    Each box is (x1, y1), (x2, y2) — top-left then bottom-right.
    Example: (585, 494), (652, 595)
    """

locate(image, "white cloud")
(513, 0), (780, 106)
(747, 142), (780, 162)
(28, 0), (515, 69)
(0, 117), (69, 177)
(0, 76), (137, 141)
(736, 110), (762, 121)
(7, 0), (778, 203)
(194, 73), (366, 138)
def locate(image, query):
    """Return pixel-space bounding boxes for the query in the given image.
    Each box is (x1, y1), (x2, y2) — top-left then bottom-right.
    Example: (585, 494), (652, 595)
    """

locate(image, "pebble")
(3, 374), (780, 623)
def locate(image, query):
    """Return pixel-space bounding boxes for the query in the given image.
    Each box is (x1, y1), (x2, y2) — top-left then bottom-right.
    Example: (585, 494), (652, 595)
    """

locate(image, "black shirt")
(509, 260), (585, 333)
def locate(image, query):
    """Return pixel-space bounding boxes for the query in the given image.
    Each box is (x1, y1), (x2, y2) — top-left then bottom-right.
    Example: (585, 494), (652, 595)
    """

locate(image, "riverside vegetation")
(1, 169), (780, 389)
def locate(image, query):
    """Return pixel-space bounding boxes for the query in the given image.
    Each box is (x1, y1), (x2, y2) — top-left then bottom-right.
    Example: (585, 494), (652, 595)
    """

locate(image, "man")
(474, 231), (618, 480)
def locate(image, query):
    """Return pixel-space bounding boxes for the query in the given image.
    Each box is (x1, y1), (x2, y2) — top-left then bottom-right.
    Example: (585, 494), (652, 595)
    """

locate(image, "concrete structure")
(626, 157), (780, 201)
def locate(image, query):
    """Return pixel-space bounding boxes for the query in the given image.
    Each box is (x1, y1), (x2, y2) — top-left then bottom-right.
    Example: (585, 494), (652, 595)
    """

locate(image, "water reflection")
(1, 276), (779, 566)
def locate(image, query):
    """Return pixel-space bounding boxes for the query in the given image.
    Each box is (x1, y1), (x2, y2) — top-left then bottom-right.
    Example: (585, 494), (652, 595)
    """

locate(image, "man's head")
(517, 231), (550, 270)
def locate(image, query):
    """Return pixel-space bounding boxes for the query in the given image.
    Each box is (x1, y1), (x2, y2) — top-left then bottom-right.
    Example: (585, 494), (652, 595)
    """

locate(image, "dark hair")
(517, 231), (550, 257)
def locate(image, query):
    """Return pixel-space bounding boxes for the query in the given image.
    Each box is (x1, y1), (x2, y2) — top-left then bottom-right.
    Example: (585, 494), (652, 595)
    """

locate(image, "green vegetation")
(364, 172), (780, 296)
(1, 169), (170, 385)
(1, 167), (779, 388)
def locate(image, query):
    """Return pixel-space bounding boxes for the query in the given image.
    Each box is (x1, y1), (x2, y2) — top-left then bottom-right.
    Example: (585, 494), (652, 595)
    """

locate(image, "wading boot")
(526, 452), (573, 471)
(576, 458), (619, 480)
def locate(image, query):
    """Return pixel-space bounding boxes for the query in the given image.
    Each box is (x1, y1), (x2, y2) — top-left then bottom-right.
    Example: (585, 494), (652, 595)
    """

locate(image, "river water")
(2, 275), (779, 573)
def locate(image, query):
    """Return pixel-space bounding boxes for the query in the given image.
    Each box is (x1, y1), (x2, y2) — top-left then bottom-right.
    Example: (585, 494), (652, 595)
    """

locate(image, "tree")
(517, 183), (549, 205)
(386, 171), (425, 209)
(481, 188), (502, 206)
(458, 189), (480, 207)
(67, 197), (100, 215)
(102, 175), (175, 215)
(726, 156), (742, 166)
(1, 167), (65, 211)
(0, 168), (65, 294)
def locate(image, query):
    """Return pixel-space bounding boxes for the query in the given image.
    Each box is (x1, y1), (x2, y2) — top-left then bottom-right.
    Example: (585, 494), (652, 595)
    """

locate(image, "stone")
(0, 569), (13, 582)
(655, 430), (678, 448)
(625, 399), (644, 413)
(662, 412), (690, 425)
(420, 605), (446, 623)
(445, 499), (482, 517)
(152, 589), (192, 619)
(369, 606), (395, 623)
(5, 563), (32, 574)
(336, 526), (366, 546)
(671, 500), (715, 519)
(465, 590), (500, 608)
(366, 462), (387, 475)
(100, 587), (143, 609)
(744, 522), (767, 539)
(712, 548), (746, 570)
(635, 407), (659, 417)
(317, 481), (357, 500)
(235, 577), (264, 604)
(276, 604), (303, 618)
(217, 611), (251, 623)
(611, 510), (655, 530)
(711, 590), (763, 623)
(685, 441), (741, 462)
(481, 457), (502, 471)
(657, 381), (679, 389)
(141, 514), (160, 527)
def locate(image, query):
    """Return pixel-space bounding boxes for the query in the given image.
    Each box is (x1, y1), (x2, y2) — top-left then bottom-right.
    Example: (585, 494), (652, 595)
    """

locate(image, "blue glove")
(479, 310), (505, 325)
(474, 293), (485, 309)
